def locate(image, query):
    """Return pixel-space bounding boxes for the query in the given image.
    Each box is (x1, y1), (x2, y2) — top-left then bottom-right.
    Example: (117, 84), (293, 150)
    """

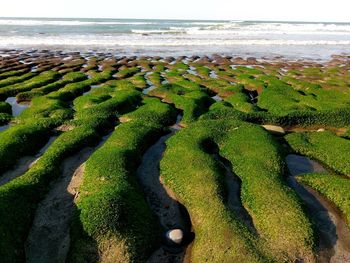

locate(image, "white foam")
(129, 21), (350, 36)
(1, 19), (350, 60)
(1, 35), (349, 47)
(132, 29), (185, 34)
(0, 19), (157, 26)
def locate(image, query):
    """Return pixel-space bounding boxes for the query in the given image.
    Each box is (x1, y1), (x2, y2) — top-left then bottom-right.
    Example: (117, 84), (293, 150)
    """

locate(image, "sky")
(0, 0), (349, 22)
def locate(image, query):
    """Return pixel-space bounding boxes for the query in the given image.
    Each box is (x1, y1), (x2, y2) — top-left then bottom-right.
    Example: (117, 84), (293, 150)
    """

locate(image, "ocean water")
(0, 17), (350, 59)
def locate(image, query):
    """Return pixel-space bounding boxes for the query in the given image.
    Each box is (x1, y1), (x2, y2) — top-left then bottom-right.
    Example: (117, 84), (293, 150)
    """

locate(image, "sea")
(0, 17), (350, 60)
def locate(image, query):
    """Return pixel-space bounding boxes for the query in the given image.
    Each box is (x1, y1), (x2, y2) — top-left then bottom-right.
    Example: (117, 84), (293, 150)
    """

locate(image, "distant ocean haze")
(0, 17), (350, 59)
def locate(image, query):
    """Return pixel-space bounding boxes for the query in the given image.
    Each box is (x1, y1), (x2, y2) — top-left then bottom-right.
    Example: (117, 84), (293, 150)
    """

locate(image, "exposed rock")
(262, 125), (285, 135)
(56, 124), (75, 132)
(247, 57), (258, 64)
(231, 57), (246, 65)
(166, 229), (183, 245)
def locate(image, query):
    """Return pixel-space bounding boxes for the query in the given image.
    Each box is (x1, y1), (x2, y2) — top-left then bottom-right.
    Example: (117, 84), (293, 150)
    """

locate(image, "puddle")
(209, 71), (218, 78)
(62, 56), (73, 61)
(211, 94), (223, 102)
(214, 154), (257, 233)
(0, 124), (10, 132)
(187, 66), (197, 76)
(143, 85), (157, 95)
(169, 114), (183, 131)
(286, 154), (350, 262)
(5, 97), (30, 117)
(82, 84), (102, 95)
(137, 115), (193, 262)
(286, 154), (327, 176)
(143, 74), (158, 94)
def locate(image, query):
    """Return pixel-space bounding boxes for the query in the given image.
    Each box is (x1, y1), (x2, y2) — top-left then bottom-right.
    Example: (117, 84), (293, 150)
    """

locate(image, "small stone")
(262, 125), (285, 135)
(317, 128), (325, 132)
(166, 229), (183, 245)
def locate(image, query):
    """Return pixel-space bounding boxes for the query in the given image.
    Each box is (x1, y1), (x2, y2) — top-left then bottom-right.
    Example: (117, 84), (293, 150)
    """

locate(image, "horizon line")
(0, 16), (349, 24)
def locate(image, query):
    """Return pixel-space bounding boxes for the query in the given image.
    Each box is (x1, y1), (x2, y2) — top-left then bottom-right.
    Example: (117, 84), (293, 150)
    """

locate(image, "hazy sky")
(1, 0), (349, 22)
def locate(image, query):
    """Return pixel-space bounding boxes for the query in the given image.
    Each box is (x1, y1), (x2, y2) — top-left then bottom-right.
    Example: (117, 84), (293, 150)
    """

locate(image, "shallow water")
(0, 124), (10, 132)
(25, 134), (111, 263)
(143, 85), (157, 95)
(209, 71), (218, 78)
(5, 96), (30, 117)
(286, 154), (350, 262)
(187, 66), (197, 76)
(82, 84), (103, 95)
(286, 154), (327, 176)
(137, 115), (193, 262)
(143, 75), (157, 94)
(211, 94), (223, 102)
(214, 155), (257, 233)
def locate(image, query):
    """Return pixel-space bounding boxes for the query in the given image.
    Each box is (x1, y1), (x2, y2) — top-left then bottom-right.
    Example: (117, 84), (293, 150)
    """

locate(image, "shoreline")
(1, 47), (349, 62)
(1, 48), (349, 64)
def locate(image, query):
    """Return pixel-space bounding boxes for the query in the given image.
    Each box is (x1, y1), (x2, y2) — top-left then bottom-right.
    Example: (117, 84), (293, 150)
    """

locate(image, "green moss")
(150, 84), (213, 124)
(169, 62), (189, 71)
(168, 91), (213, 124)
(0, 102), (11, 115)
(47, 71), (113, 102)
(0, 125), (99, 262)
(0, 68), (30, 80)
(17, 96), (72, 121)
(235, 74), (266, 90)
(147, 72), (162, 87)
(286, 131), (350, 177)
(0, 113), (12, 126)
(0, 71), (61, 100)
(0, 120), (54, 175)
(114, 67), (140, 79)
(70, 99), (176, 262)
(202, 102), (350, 127)
(73, 90), (142, 131)
(161, 120), (270, 262)
(161, 120), (315, 262)
(16, 72), (87, 101)
(123, 97), (177, 124)
(194, 65), (211, 78)
(257, 75), (350, 115)
(0, 84), (143, 262)
(219, 122), (315, 261)
(0, 72), (37, 89)
(225, 92), (256, 113)
(296, 173), (350, 227)
(127, 75), (147, 89)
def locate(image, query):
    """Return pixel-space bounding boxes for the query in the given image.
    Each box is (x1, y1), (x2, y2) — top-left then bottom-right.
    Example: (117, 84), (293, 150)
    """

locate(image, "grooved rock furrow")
(215, 155), (258, 234)
(136, 115), (193, 263)
(0, 136), (57, 187)
(25, 136), (110, 263)
(286, 154), (350, 263)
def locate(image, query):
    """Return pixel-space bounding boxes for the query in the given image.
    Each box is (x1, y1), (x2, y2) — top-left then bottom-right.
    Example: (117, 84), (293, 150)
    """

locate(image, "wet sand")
(0, 136), (57, 186)
(25, 136), (110, 263)
(136, 115), (193, 263)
